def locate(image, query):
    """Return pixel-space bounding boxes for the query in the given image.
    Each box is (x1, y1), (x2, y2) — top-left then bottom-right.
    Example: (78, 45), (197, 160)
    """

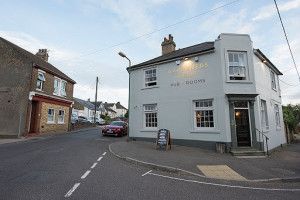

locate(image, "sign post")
(155, 129), (171, 151)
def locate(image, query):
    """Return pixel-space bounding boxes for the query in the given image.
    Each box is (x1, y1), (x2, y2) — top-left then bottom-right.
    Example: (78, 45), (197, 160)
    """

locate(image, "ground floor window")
(260, 100), (269, 130)
(274, 104), (280, 127)
(58, 110), (65, 124)
(144, 104), (157, 128)
(194, 99), (214, 128)
(47, 108), (55, 123)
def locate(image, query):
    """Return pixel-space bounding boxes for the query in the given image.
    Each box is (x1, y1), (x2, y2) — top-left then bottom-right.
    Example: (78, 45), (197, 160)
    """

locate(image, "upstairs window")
(37, 72), (45, 90)
(54, 77), (67, 97)
(144, 68), (157, 87)
(270, 71), (277, 90)
(228, 52), (247, 81)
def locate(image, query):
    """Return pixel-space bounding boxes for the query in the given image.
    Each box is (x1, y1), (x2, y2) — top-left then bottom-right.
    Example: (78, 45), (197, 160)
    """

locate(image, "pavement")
(109, 138), (300, 183)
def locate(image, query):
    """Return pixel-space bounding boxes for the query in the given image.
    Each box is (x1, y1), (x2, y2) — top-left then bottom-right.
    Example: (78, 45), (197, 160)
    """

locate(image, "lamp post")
(118, 52), (131, 141)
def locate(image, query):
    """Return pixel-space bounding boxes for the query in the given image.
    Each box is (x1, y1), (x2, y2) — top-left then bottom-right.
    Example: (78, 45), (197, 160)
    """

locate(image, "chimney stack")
(87, 98), (90, 102)
(161, 34), (176, 55)
(35, 49), (49, 62)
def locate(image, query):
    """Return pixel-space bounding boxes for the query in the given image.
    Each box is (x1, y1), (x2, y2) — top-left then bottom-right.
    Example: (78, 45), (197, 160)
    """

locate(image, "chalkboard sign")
(155, 129), (171, 151)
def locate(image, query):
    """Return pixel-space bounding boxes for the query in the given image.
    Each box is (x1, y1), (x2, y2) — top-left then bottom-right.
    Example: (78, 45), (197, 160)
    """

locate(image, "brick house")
(0, 37), (76, 137)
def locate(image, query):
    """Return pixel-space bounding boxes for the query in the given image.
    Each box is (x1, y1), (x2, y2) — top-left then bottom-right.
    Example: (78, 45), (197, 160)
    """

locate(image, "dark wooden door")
(235, 109), (251, 147)
(29, 101), (38, 133)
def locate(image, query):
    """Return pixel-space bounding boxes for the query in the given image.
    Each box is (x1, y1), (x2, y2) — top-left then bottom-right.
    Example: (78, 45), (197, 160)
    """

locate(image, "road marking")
(102, 152), (107, 156)
(91, 163), (97, 169)
(142, 170), (152, 177)
(81, 170), (91, 179)
(65, 183), (80, 197)
(97, 156), (103, 161)
(146, 172), (300, 192)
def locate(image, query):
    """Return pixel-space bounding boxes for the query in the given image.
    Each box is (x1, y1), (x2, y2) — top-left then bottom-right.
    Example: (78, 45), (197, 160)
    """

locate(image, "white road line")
(142, 170), (152, 177)
(97, 156), (103, 161)
(81, 170), (91, 179)
(65, 183), (80, 197)
(91, 162), (97, 169)
(147, 172), (300, 192)
(102, 152), (107, 156)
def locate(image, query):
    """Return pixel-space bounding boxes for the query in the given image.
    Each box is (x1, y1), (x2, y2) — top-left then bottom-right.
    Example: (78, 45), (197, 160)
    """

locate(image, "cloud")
(252, 0), (300, 21)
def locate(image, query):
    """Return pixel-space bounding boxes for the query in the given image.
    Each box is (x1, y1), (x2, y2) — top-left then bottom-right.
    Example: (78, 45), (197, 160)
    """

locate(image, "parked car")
(97, 117), (106, 125)
(102, 121), (128, 137)
(87, 117), (94, 123)
(71, 114), (78, 123)
(78, 116), (89, 123)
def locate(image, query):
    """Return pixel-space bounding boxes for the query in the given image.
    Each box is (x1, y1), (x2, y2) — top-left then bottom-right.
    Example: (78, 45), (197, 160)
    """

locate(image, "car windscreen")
(110, 122), (123, 126)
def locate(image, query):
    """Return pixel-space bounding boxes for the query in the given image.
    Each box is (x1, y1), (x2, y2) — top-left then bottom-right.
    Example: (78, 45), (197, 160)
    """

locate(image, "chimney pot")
(88, 98), (90, 102)
(161, 34), (176, 55)
(36, 49), (49, 62)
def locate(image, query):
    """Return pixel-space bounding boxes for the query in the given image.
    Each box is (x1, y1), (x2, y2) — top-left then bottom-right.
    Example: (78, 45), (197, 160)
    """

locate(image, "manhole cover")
(271, 168), (295, 175)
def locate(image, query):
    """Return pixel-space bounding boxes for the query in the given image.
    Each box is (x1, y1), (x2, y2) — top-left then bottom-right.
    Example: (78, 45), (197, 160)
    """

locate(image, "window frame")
(270, 70), (277, 91)
(53, 77), (67, 97)
(37, 71), (45, 91)
(47, 108), (55, 124)
(260, 99), (269, 131)
(143, 104), (158, 128)
(227, 51), (249, 82)
(274, 104), (281, 128)
(58, 109), (65, 124)
(144, 67), (158, 88)
(194, 99), (215, 129)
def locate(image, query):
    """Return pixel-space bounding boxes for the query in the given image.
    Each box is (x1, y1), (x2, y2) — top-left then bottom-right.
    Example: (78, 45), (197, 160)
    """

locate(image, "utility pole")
(94, 76), (98, 126)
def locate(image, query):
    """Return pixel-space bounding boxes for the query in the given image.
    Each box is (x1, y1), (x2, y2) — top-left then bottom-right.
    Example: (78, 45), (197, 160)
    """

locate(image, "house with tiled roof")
(0, 37), (76, 137)
(103, 102), (127, 118)
(73, 98), (101, 118)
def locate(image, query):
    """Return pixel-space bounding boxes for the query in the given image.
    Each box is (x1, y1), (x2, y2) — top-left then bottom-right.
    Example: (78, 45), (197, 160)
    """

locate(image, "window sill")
(141, 86), (159, 90)
(47, 122), (55, 124)
(226, 80), (252, 84)
(140, 128), (158, 132)
(190, 129), (220, 134)
(36, 88), (43, 92)
(53, 93), (67, 98)
(58, 122), (65, 124)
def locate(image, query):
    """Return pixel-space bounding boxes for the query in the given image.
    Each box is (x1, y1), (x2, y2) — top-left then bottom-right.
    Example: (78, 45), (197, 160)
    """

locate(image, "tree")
(124, 110), (129, 119)
(282, 104), (300, 133)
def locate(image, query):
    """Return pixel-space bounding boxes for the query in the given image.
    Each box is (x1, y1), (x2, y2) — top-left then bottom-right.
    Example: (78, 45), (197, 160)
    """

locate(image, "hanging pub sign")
(155, 129), (171, 151)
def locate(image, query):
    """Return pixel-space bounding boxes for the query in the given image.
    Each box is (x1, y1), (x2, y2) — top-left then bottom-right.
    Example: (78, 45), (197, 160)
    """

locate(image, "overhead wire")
(274, 0), (300, 82)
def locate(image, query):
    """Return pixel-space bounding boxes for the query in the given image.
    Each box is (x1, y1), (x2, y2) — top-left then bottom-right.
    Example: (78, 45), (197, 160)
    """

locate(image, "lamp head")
(118, 52), (126, 58)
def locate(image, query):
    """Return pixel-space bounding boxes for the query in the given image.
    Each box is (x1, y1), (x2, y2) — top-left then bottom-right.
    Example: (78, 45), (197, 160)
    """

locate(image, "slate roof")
(130, 42), (215, 69)
(74, 98), (100, 111)
(91, 101), (105, 112)
(0, 37), (76, 84)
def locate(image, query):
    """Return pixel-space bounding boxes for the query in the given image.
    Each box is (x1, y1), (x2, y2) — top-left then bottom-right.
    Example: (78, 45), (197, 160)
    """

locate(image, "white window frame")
(227, 51), (248, 81)
(143, 104), (157, 128)
(270, 71), (277, 90)
(37, 71), (45, 91)
(194, 99), (214, 129)
(58, 109), (65, 124)
(144, 67), (157, 88)
(47, 108), (55, 124)
(260, 100), (269, 131)
(53, 77), (67, 97)
(274, 104), (281, 128)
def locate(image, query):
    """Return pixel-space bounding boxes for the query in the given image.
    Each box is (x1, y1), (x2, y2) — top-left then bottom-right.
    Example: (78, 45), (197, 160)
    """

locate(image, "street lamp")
(118, 51), (131, 141)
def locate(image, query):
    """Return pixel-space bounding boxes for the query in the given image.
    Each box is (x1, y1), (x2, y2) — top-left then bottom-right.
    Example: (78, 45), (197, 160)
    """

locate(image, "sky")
(0, 0), (299, 107)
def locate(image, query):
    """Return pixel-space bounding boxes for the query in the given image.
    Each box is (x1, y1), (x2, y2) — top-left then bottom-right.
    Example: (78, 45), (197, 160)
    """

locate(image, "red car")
(102, 121), (128, 137)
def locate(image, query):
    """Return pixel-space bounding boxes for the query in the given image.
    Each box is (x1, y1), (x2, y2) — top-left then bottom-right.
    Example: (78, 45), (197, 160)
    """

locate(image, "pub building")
(128, 33), (286, 154)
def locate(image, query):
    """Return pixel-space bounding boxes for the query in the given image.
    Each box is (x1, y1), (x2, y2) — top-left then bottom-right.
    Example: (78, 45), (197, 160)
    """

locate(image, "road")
(0, 129), (299, 199)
